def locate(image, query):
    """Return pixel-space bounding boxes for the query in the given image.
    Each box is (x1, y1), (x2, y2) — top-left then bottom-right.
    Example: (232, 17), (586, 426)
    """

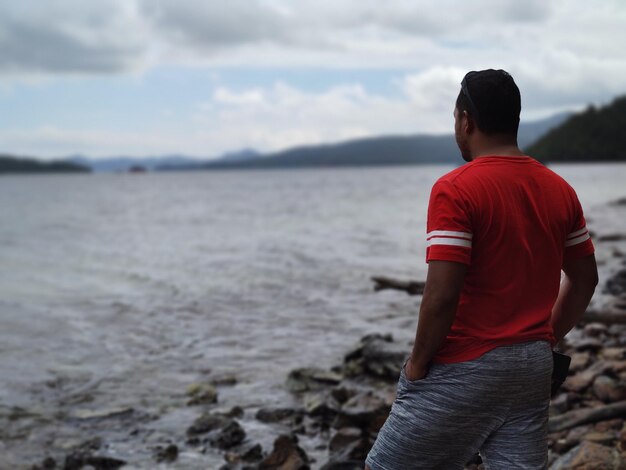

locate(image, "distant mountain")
(156, 149), (260, 171)
(0, 154), (90, 174)
(217, 148), (260, 162)
(203, 134), (458, 169)
(527, 96), (626, 161)
(200, 113), (570, 169)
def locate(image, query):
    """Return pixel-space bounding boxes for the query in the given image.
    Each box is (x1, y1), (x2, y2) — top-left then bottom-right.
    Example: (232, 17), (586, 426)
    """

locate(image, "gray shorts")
(365, 340), (553, 470)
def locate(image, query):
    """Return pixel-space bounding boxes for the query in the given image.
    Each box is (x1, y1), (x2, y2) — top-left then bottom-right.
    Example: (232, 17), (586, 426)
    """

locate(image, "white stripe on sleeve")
(427, 237), (472, 248)
(427, 230), (473, 240)
(565, 233), (591, 247)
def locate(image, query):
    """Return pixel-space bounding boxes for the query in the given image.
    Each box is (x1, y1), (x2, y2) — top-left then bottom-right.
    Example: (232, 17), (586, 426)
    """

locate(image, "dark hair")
(456, 69), (521, 136)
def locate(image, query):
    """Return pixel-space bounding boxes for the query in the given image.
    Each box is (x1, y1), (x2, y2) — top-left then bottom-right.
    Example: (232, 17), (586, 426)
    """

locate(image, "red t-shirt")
(426, 155), (595, 363)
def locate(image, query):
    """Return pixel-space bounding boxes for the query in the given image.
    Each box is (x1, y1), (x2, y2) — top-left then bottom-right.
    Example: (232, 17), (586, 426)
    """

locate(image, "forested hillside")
(527, 96), (626, 161)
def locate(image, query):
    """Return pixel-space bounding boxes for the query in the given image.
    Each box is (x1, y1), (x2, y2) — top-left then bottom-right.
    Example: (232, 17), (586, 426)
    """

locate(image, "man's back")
(426, 155), (595, 363)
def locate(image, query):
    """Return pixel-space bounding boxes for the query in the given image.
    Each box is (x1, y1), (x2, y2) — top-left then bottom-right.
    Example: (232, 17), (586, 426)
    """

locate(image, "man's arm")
(550, 254), (599, 344)
(405, 260), (467, 380)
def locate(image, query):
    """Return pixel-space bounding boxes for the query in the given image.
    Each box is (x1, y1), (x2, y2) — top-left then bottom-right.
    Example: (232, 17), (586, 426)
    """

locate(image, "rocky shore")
(18, 199), (626, 469)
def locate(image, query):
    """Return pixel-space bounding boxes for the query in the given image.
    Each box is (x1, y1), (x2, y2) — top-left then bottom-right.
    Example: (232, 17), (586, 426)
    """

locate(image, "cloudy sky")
(1, 0), (625, 160)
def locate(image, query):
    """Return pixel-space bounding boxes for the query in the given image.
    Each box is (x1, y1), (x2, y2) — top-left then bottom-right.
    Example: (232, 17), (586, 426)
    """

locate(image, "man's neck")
(471, 145), (526, 160)
(469, 135), (525, 160)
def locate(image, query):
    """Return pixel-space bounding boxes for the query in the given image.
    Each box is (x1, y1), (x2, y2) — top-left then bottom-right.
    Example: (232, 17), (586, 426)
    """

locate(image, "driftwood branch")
(371, 276), (425, 296)
(579, 310), (626, 325)
(548, 401), (626, 433)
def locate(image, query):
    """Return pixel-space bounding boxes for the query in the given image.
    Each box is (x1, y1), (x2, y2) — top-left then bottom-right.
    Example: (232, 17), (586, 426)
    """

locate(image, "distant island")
(0, 155), (90, 174)
(527, 96), (626, 161)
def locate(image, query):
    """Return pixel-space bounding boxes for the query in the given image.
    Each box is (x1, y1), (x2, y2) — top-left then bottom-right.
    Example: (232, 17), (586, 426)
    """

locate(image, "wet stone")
(330, 386), (356, 405)
(320, 436), (371, 469)
(187, 412), (231, 436)
(63, 453), (127, 470)
(303, 391), (340, 420)
(225, 443), (265, 465)
(154, 443), (178, 463)
(286, 368), (343, 394)
(594, 418), (624, 432)
(550, 441), (625, 469)
(211, 420), (246, 449)
(584, 322), (608, 337)
(241, 443), (265, 462)
(592, 375), (626, 403)
(328, 427), (362, 453)
(258, 434), (310, 470)
(332, 392), (390, 433)
(572, 337), (604, 353)
(225, 406), (245, 418)
(583, 431), (617, 446)
(564, 362), (612, 393)
(186, 383), (218, 405)
(256, 407), (302, 423)
(602, 348), (625, 361)
(346, 334), (407, 381)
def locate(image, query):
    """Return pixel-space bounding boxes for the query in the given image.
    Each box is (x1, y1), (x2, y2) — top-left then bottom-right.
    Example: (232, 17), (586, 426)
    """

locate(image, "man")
(364, 69), (598, 469)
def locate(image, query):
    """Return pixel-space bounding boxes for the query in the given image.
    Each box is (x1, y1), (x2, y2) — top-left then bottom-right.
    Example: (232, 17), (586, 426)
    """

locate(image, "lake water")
(1, 163), (625, 468)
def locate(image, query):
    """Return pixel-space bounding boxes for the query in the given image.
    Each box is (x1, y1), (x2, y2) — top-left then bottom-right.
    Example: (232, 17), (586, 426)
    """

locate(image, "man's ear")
(462, 110), (475, 134)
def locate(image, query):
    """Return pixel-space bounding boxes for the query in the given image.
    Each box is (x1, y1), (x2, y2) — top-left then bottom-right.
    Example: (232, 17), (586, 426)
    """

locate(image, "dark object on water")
(551, 351), (572, 397)
(371, 276), (425, 295)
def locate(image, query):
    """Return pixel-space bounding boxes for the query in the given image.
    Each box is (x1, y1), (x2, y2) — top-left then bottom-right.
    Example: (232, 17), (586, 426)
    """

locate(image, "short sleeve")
(426, 179), (473, 265)
(564, 192), (595, 261)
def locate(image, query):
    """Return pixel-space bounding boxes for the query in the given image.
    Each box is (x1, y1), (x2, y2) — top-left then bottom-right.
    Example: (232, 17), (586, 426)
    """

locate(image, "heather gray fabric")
(364, 340), (552, 470)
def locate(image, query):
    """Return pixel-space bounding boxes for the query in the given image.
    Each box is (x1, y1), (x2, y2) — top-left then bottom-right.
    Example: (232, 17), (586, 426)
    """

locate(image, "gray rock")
(303, 391), (340, 419)
(342, 334), (406, 381)
(593, 375), (626, 403)
(328, 427), (362, 453)
(550, 441), (625, 469)
(572, 337), (604, 353)
(258, 434), (309, 470)
(186, 383), (218, 405)
(187, 412), (230, 436)
(154, 443), (178, 463)
(256, 407), (303, 423)
(286, 368), (343, 394)
(63, 453), (126, 470)
(330, 386), (356, 405)
(584, 323), (608, 337)
(333, 392), (390, 433)
(564, 361), (612, 393)
(211, 420), (246, 449)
